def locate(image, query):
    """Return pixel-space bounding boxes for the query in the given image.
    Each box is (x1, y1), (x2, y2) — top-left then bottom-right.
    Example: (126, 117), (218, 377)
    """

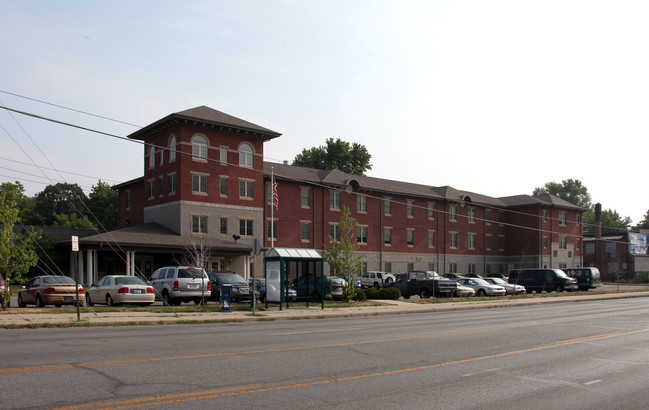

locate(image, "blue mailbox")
(221, 284), (233, 312)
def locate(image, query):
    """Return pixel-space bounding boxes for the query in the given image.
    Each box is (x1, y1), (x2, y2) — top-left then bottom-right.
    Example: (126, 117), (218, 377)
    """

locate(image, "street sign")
(71, 236), (79, 252)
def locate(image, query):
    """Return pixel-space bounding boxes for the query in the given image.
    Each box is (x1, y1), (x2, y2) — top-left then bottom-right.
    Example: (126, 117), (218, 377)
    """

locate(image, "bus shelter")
(264, 247), (325, 310)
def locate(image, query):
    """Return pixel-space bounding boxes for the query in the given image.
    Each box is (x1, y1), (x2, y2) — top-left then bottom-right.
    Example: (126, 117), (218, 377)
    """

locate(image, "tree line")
(533, 179), (649, 234)
(1, 180), (118, 231)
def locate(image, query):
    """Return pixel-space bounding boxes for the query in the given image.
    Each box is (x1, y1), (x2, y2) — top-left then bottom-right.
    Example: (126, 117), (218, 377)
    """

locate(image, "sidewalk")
(2, 291), (649, 327)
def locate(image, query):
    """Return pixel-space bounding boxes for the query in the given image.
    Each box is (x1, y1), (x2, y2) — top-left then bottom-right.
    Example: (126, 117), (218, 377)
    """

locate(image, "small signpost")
(71, 236), (80, 320)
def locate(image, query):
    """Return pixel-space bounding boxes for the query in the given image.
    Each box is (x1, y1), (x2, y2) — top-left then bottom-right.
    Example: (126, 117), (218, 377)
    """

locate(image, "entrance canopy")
(264, 248), (325, 310)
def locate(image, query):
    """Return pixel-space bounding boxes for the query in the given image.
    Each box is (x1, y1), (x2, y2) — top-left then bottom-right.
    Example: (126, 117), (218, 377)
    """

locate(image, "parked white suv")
(359, 271), (395, 289)
(149, 266), (210, 305)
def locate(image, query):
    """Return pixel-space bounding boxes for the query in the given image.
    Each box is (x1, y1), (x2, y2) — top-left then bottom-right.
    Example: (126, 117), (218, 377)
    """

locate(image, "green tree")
(87, 180), (118, 230)
(293, 138), (372, 175)
(52, 213), (98, 230)
(322, 206), (364, 301)
(533, 179), (592, 209)
(583, 208), (632, 236)
(33, 183), (89, 226)
(0, 189), (41, 309)
(634, 210), (649, 231)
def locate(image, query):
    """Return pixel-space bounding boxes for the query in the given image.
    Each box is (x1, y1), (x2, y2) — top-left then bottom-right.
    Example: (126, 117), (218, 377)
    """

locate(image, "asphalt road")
(2, 297), (649, 409)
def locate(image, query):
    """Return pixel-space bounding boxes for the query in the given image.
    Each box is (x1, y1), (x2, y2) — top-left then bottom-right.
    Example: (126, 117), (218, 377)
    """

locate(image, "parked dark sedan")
(207, 271), (251, 302)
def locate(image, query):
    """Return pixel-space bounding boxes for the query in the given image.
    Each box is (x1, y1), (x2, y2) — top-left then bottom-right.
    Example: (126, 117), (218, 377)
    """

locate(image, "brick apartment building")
(73, 106), (585, 284)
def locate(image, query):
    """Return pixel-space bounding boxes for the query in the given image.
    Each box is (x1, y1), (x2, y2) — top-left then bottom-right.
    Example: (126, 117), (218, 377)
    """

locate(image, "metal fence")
(609, 271), (649, 283)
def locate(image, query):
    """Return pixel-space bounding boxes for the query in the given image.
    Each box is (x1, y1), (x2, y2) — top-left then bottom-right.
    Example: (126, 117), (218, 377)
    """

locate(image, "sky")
(1, 0), (648, 224)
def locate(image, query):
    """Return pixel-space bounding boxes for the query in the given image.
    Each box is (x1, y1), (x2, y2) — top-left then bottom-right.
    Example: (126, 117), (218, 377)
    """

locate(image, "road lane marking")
(3, 309), (649, 375)
(51, 328), (649, 410)
(50, 385), (263, 410)
(269, 327), (364, 335)
(584, 379), (602, 385)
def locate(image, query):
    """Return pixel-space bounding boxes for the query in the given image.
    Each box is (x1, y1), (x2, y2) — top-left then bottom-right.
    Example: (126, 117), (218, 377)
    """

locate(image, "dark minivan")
(562, 267), (601, 291)
(508, 268), (578, 293)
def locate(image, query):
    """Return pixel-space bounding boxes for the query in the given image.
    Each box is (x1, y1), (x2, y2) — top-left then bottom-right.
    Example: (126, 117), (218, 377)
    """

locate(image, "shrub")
(353, 289), (366, 301)
(361, 287), (400, 300)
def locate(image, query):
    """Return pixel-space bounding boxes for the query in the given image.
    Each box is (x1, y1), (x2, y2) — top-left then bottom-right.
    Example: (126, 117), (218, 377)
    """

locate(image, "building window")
(384, 198), (392, 215)
(330, 191), (341, 210)
(239, 180), (254, 199)
(428, 203), (435, 219)
(192, 216), (207, 234)
(192, 174), (208, 194)
(239, 219), (253, 236)
(220, 147), (228, 164)
(220, 217), (228, 235)
(499, 211), (504, 225)
(148, 146), (155, 169)
(329, 223), (340, 242)
(407, 229), (414, 246)
(559, 211), (567, 226)
(192, 135), (208, 161)
(267, 219), (277, 240)
(357, 194), (367, 213)
(543, 236), (548, 249)
(147, 179), (155, 199)
(220, 177), (228, 196)
(407, 200), (414, 218)
(360, 262), (368, 276)
(468, 207), (476, 223)
(384, 262), (392, 273)
(485, 209), (491, 224)
(576, 214), (581, 225)
(576, 239), (580, 250)
(559, 236), (567, 249)
(449, 263), (458, 274)
(468, 233), (476, 250)
(468, 264), (476, 274)
(125, 190), (131, 210)
(428, 230), (435, 248)
(158, 176), (164, 197)
(499, 235), (505, 251)
(486, 234), (492, 250)
(357, 226), (368, 244)
(407, 262), (414, 272)
(168, 173), (176, 194)
(449, 205), (457, 222)
(449, 232), (458, 248)
(169, 134), (176, 162)
(301, 222), (310, 242)
(543, 210), (548, 222)
(301, 188), (310, 208)
(384, 227), (392, 245)
(239, 143), (253, 167)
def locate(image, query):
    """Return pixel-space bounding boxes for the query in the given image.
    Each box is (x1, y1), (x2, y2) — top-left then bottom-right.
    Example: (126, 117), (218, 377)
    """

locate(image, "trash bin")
(221, 284), (233, 313)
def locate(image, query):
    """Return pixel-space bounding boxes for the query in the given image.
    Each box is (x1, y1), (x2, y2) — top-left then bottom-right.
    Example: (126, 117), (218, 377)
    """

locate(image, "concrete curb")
(2, 291), (648, 327)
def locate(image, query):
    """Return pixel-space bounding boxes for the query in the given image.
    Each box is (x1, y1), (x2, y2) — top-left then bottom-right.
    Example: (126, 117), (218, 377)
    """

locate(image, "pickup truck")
(386, 271), (457, 299)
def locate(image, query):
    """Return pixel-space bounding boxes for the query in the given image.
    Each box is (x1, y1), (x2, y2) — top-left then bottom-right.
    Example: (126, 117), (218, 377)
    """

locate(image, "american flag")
(272, 180), (279, 211)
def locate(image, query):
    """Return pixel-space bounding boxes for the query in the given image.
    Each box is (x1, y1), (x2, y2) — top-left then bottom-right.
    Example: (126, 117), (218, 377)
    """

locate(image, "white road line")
(584, 379), (602, 385)
(270, 328), (364, 336)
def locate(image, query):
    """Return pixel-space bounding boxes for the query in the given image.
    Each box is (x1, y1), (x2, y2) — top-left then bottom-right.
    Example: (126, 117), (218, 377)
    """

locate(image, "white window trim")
(192, 134), (209, 162)
(191, 172), (209, 195)
(239, 178), (254, 200)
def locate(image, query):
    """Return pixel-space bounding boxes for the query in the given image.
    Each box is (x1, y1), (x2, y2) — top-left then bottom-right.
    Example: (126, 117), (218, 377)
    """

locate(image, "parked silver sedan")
(484, 277), (526, 295)
(456, 278), (506, 297)
(86, 275), (155, 306)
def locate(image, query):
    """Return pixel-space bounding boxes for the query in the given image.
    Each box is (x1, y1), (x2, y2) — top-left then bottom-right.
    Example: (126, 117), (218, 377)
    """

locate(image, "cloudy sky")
(1, 0), (648, 224)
